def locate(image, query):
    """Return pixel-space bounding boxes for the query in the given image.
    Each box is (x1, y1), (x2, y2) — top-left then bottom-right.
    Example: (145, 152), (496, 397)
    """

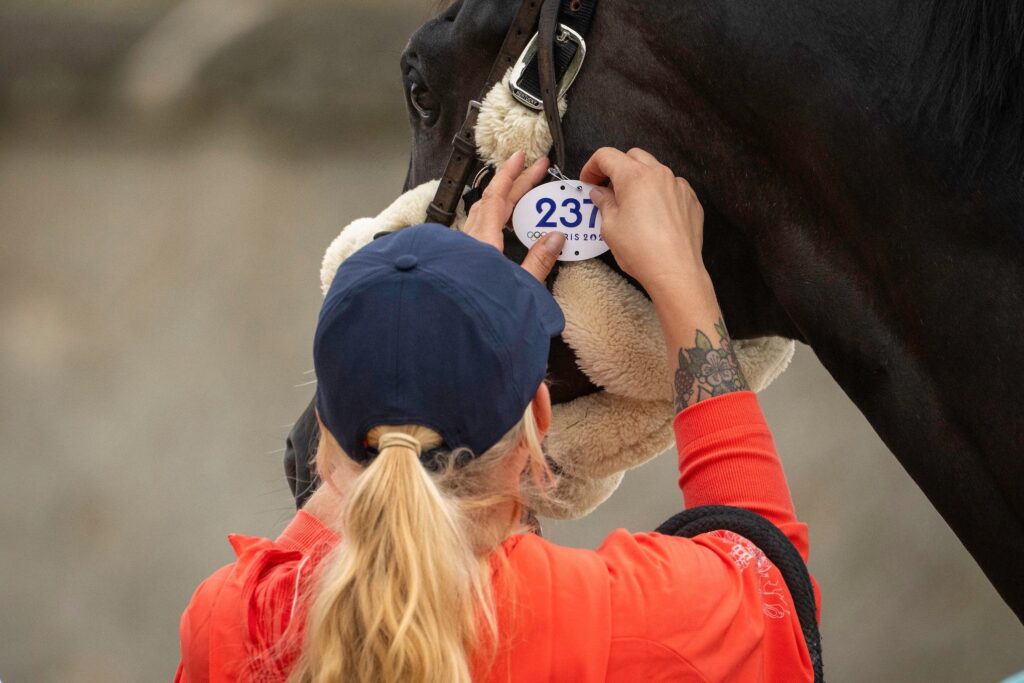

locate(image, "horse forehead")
(409, 0), (515, 56)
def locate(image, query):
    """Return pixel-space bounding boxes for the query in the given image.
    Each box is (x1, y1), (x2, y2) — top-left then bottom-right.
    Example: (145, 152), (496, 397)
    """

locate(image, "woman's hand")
(580, 147), (707, 294)
(580, 146), (749, 410)
(462, 151), (566, 282)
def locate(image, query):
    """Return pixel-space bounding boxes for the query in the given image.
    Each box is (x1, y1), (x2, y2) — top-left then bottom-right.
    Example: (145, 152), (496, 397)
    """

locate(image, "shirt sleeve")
(673, 390), (810, 562)
(599, 389), (816, 679)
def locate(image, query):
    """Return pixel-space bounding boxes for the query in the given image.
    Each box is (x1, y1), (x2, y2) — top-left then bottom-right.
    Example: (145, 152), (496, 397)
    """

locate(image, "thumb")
(589, 186), (616, 216)
(520, 231), (566, 282)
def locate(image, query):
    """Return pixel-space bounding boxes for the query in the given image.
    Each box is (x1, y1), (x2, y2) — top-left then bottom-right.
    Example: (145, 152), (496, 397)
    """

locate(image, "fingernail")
(542, 231), (566, 252)
(590, 187), (606, 201)
(532, 155), (548, 167)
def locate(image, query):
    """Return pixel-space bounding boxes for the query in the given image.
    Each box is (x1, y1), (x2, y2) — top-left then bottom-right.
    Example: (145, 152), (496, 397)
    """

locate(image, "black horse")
(286, 0), (1024, 621)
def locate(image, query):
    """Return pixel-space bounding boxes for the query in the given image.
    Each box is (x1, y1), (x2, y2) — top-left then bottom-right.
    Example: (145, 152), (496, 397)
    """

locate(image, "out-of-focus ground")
(0, 2), (1020, 681)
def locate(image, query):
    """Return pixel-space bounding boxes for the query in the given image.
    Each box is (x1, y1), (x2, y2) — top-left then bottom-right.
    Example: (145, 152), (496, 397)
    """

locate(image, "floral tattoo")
(673, 318), (749, 412)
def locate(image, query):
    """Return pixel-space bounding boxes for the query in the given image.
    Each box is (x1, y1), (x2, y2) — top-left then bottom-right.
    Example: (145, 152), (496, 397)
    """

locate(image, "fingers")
(675, 177), (703, 217)
(484, 152), (547, 207)
(675, 176), (696, 198)
(625, 147), (661, 167)
(520, 231), (566, 282)
(589, 185), (617, 215)
(483, 150), (527, 201)
(463, 195), (505, 249)
(465, 152), (526, 249)
(580, 146), (665, 188)
(579, 147), (637, 186)
(464, 152), (551, 251)
(509, 156), (549, 206)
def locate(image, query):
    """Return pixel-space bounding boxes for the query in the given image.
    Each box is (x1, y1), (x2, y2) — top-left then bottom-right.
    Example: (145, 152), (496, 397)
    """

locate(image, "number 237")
(536, 197), (598, 229)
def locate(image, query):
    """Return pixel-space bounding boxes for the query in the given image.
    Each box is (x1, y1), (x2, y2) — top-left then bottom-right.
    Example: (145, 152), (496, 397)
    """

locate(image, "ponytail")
(289, 424), (503, 683)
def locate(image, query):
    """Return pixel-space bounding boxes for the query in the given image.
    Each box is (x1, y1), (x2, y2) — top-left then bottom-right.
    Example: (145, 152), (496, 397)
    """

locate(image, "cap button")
(394, 254), (418, 271)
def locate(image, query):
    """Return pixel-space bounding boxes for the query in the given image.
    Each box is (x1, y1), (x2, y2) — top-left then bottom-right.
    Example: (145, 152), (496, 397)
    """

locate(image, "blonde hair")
(287, 402), (555, 683)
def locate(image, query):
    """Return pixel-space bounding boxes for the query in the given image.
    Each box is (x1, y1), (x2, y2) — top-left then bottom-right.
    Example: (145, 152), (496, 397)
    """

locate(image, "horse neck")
(606, 0), (1023, 202)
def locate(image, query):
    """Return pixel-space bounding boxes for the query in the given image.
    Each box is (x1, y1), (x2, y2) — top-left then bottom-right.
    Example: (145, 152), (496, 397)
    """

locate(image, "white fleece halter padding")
(474, 69), (567, 169)
(554, 260), (672, 401)
(554, 259), (795, 398)
(535, 468), (625, 520)
(320, 179), (463, 295)
(316, 75), (795, 520)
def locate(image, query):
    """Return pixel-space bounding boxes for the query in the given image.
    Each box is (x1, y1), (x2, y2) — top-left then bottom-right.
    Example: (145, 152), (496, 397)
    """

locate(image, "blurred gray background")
(0, 1), (1020, 681)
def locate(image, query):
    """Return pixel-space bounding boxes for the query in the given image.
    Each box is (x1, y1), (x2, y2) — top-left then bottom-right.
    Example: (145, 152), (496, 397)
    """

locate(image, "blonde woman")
(175, 148), (819, 682)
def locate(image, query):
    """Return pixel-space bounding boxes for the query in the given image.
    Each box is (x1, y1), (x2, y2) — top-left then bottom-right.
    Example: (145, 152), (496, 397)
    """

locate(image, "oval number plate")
(511, 180), (607, 261)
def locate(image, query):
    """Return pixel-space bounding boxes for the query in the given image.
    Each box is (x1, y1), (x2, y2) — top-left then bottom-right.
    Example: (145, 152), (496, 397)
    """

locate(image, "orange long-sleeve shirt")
(175, 391), (819, 682)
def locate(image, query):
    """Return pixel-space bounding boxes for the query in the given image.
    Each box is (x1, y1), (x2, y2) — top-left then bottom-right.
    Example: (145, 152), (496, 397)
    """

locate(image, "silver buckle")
(508, 24), (587, 111)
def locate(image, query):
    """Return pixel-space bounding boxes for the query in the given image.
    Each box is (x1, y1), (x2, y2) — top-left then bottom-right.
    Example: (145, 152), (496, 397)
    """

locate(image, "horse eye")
(409, 83), (436, 120)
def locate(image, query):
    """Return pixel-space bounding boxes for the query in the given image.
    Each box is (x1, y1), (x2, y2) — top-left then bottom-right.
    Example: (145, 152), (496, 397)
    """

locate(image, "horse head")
(396, 0), (1024, 619)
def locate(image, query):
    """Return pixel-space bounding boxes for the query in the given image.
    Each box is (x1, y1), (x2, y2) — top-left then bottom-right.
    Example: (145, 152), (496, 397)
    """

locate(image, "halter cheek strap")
(425, 0), (549, 225)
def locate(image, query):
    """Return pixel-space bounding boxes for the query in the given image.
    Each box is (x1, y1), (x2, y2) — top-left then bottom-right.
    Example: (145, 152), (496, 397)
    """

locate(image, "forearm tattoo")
(673, 318), (749, 412)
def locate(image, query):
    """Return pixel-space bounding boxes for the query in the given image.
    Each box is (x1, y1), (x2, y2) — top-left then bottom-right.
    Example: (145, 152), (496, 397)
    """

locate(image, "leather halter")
(425, 0), (599, 226)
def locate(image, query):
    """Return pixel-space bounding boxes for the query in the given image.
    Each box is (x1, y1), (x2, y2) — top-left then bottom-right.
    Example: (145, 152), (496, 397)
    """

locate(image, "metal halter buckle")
(508, 24), (587, 110)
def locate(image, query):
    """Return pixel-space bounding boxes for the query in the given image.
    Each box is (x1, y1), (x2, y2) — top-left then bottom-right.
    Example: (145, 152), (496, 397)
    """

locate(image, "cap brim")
(511, 265), (565, 337)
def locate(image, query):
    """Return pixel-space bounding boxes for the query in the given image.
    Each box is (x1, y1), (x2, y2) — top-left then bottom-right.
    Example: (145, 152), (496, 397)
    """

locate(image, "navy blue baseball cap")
(313, 223), (565, 465)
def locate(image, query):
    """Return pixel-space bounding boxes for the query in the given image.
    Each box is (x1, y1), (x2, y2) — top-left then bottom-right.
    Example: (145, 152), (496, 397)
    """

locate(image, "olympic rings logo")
(526, 231), (549, 240)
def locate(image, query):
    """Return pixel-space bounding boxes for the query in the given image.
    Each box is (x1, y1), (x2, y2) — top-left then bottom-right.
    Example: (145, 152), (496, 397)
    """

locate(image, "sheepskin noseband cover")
(318, 71), (796, 519)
